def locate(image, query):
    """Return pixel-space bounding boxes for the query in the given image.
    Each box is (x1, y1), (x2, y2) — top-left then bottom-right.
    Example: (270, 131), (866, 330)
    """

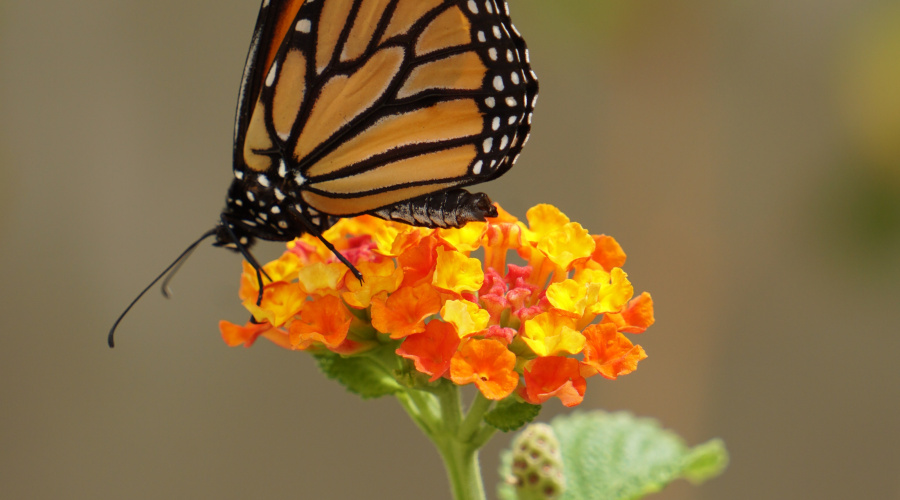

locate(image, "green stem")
(435, 438), (485, 500)
(459, 392), (494, 443)
(395, 383), (489, 500)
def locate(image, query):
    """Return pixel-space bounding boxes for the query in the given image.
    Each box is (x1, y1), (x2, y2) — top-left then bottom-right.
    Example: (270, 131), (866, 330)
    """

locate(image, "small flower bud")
(507, 423), (565, 500)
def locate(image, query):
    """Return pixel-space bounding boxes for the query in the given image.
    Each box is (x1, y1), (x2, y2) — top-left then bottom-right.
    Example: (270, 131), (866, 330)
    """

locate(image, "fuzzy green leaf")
(498, 411), (728, 500)
(485, 400), (542, 432)
(313, 352), (402, 399)
(682, 438), (729, 483)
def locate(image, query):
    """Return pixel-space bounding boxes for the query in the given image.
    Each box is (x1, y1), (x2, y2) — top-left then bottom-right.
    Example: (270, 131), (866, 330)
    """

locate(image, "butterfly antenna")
(159, 242), (199, 298)
(108, 228), (218, 348)
(219, 215), (272, 306)
(294, 213), (364, 284)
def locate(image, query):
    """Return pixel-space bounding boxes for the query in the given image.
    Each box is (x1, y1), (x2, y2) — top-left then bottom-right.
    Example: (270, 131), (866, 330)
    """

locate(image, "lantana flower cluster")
(219, 204), (654, 407)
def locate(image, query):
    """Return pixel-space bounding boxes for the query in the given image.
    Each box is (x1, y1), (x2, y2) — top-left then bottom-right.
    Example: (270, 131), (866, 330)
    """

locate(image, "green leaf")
(498, 411), (728, 500)
(682, 439), (729, 483)
(485, 400), (542, 432)
(313, 351), (402, 399)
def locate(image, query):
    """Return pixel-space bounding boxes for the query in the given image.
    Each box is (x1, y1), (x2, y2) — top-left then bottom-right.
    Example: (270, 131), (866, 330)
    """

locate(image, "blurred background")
(2, 0), (899, 498)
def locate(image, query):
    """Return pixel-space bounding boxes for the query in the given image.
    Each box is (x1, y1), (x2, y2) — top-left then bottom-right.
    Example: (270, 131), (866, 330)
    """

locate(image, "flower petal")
(396, 320), (460, 381)
(242, 281), (306, 327)
(522, 312), (586, 357)
(450, 338), (519, 400)
(521, 356), (586, 407)
(342, 259), (403, 308)
(581, 323), (647, 379)
(370, 283), (443, 339)
(288, 295), (352, 350)
(432, 247), (485, 296)
(441, 299), (491, 338)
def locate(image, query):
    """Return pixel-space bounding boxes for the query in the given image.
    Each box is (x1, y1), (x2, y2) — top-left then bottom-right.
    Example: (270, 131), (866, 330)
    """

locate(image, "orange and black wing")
(225, 0), (537, 241)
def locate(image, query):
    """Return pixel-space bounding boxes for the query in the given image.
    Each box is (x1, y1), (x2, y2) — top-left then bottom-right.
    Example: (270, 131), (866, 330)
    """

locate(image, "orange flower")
(581, 323), (647, 380)
(219, 320), (291, 349)
(450, 338), (519, 400)
(521, 356), (586, 407)
(602, 292), (655, 334)
(396, 320), (460, 381)
(590, 234), (627, 271)
(370, 283), (443, 339)
(397, 234), (439, 287)
(288, 295), (352, 350)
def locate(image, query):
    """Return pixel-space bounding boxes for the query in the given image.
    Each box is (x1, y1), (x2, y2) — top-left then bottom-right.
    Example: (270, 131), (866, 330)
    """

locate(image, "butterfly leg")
(372, 188), (498, 228)
(290, 208), (364, 284)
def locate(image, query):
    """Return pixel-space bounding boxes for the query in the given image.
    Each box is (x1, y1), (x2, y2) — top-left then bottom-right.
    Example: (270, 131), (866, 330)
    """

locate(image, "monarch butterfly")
(109, 0), (538, 346)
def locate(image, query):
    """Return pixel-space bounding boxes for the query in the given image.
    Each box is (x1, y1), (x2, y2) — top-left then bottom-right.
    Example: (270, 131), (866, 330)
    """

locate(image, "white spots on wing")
(493, 75), (504, 91)
(467, 0), (478, 14)
(483, 137), (493, 153)
(485, 97), (495, 108)
(278, 221), (288, 229)
(259, 213), (268, 221)
(492, 26), (502, 39)
(485, 1), (493, 14)
(492, 117), (500, 130)
(473, 160), (483, 175)
(258, 174), (270, 188)
(266, 61), (278, 87)
(508, 115), (517, 125)
(278, 160), (287, 178)
(296, 19), (312, 33)
(505, 96), (517, 107)
(235, 170), (244, 180)
(477, 31), (486, 43)
(271, 205), (281, 214)
(507, 49), (514, 62)
(510, 71), (520, 85)
(294, 172), (306, 186)
(488, 48), (497, 61)
(274, 187), (285, 201)
(247, 191), (255, 202)
(499, 135), (508, 150)
(235, 199), (243, 207)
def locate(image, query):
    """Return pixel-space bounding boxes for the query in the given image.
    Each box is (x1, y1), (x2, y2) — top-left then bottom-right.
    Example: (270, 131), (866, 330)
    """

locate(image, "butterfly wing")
(226, 0), (537, 241)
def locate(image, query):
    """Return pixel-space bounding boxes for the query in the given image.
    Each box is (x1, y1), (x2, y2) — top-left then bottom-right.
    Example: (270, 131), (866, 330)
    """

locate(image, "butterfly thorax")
(215, 173), (336, 250)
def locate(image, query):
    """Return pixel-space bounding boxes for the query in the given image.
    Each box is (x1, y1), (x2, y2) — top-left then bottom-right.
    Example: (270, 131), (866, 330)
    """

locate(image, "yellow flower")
(521, 312), (586, 357)
(432, 247), (484, 296)
(441, 299), (491, 338)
